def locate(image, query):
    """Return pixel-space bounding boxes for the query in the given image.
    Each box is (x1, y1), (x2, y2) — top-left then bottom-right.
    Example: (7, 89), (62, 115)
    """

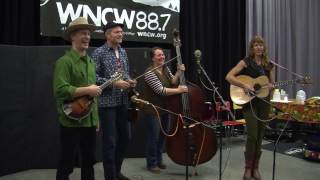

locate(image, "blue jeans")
(98, 105), (131, 180)
(145, 113), (170, 169)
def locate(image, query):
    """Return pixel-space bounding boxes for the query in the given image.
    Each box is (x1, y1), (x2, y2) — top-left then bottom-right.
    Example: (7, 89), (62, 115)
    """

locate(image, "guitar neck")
(273, 79), (297, 88)
(99, 79), (114, 90)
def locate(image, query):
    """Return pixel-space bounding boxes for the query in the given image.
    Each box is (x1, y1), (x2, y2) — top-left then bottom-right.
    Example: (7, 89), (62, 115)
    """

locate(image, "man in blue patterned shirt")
(92, 22), (136, 180)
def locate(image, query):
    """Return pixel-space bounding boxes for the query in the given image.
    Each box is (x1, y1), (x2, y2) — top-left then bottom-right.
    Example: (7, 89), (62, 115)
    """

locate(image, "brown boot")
(243, 168), (252, 180)
(252, 151), (262, 180)
(243, 152), (254, 180)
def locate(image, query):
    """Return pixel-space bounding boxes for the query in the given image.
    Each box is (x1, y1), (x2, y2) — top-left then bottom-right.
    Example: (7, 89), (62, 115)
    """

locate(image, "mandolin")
(230, 75), (311, 105)
(63, 72), (122, 121)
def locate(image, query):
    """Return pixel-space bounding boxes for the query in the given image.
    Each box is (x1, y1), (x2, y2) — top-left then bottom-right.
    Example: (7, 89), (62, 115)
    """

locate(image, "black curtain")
(1, 0), (246, 70)
(0, 0), (172, 48)
(0, 0), (246, 175)
(0, 0), (247, 102)
(1, 0), (40, 45)
(180, 0), (246, 99)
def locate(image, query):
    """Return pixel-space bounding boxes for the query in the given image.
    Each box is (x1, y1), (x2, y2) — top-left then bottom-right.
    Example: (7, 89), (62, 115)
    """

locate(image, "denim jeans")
(144, 113), (170, 169)
(98, 105), (131, 180)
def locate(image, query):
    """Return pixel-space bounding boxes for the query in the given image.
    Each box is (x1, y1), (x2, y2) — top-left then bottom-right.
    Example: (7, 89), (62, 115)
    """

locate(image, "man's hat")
(103, 22), (124, 33)
(64, 17), (96, 41)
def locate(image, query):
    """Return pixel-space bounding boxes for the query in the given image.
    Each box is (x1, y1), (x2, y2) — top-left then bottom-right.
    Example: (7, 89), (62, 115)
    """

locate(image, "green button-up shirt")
(53, 48), (99, 127)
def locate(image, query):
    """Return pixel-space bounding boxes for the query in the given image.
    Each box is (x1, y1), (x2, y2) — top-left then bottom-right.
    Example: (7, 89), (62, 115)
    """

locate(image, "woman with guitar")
(139, 47), (188, 173)
(226, 36), (274, 180)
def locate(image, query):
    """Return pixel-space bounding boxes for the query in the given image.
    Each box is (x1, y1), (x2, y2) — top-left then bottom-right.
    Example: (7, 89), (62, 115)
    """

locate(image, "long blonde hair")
(248, 36), (270, 67)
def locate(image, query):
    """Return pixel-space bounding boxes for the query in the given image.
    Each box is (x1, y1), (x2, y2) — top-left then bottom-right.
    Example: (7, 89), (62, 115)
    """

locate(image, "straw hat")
(64, 17), (96, 41)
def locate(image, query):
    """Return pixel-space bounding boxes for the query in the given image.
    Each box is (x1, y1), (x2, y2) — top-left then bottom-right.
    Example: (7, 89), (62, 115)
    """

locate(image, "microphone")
(194, 49), (202, 74)
(131, 95), (150, 105)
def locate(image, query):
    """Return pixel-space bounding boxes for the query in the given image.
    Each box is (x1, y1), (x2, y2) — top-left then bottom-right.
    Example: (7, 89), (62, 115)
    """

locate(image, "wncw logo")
(55, 2), (172, 32)
(40, 0), (50, 6)
(56, 2), (136, 28)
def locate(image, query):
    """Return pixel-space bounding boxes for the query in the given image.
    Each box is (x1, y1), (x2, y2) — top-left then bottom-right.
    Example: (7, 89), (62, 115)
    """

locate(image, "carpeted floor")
(1, 137), (320, 180)
(261, 141), (305, 159)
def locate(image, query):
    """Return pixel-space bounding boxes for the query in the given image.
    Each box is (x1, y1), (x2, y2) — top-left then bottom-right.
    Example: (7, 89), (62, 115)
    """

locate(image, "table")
(269, 100), (320, 161)
(271, 100), (320, 123)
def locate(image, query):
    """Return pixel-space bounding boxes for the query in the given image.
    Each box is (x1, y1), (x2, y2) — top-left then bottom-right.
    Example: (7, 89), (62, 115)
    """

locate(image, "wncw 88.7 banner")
(40, 0), (180, 43)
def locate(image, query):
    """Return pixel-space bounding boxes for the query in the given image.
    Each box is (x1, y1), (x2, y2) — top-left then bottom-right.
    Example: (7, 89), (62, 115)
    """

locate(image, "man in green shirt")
(53, 17), (101, 180)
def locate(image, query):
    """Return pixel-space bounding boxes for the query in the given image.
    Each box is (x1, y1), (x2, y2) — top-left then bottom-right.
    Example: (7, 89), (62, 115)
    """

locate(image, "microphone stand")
(131, 97), (216, 129)
(131, 97), (217, 180)
(270, 60), (306, 79)
(254, 98), (300, 180)
(196, 61), (235, 180)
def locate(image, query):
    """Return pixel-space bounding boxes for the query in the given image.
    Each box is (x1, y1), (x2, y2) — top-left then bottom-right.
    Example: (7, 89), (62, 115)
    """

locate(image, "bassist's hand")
(177, 64), (186, 71)
(87, 85), (102, 97)
(177, 85), (188, 93)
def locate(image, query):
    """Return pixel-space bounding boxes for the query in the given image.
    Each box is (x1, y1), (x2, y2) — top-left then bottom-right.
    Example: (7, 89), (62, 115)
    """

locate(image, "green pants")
(242, 98), (270, 154)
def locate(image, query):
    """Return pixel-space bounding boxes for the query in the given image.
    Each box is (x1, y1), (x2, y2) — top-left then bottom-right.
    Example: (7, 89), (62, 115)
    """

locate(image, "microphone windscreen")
(194, 49), (202, 58)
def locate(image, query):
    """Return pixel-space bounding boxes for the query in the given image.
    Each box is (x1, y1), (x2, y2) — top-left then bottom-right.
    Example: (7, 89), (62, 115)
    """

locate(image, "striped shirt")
(144, 66), (174, 96)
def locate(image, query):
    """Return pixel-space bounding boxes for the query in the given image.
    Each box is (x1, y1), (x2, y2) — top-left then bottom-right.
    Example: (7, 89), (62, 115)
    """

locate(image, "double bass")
(166, 30), (217, 166)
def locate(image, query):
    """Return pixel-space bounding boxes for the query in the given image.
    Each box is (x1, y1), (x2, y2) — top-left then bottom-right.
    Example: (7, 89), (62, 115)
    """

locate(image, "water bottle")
(280, 89), (286, 100)
(272, 89), (281, 101)
(296, 90), (306, 104)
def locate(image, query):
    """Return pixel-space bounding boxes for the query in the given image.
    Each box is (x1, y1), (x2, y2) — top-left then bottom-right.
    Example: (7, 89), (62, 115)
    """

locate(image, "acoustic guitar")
(63, 72), (122, 121)
(230, 75), (311, 105)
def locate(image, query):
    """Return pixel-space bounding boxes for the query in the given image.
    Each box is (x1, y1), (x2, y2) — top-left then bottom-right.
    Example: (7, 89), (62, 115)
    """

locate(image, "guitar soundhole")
(253, 84), (261, 91)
